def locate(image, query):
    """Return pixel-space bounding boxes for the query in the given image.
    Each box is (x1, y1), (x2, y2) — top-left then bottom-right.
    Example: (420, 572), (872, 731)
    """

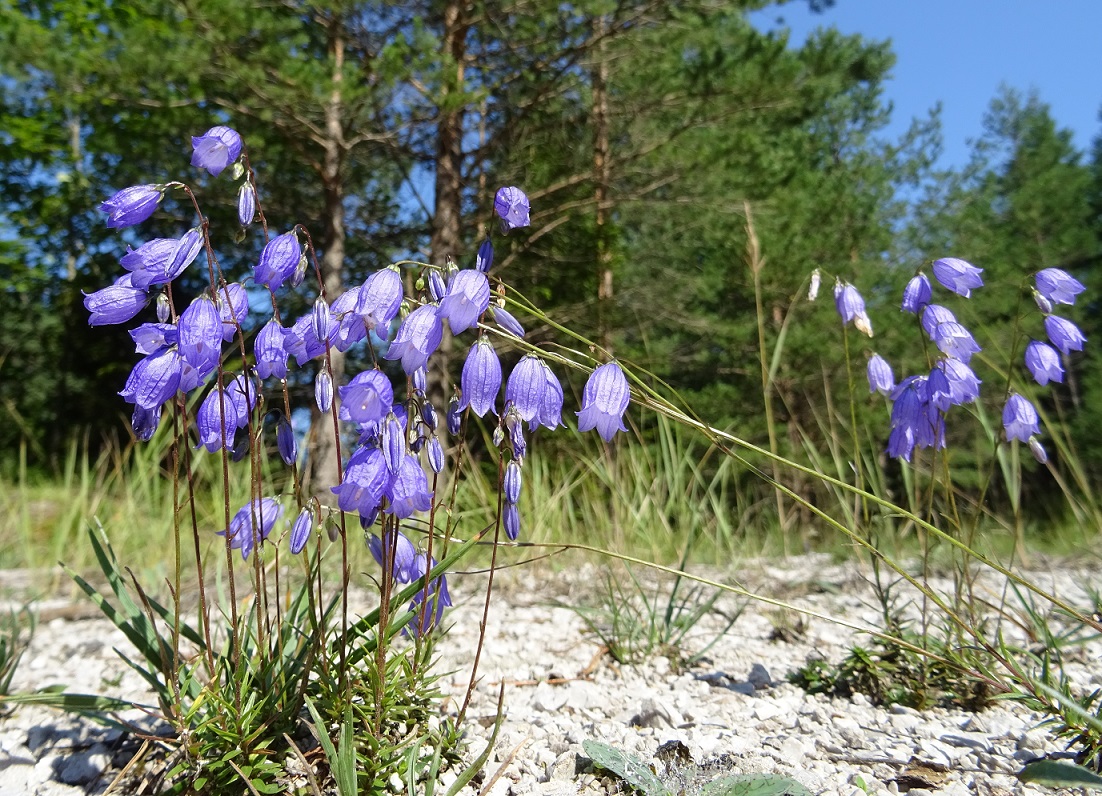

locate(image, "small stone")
(548, 751), (579, 781)
(940, 732), (992, 752)
(747, 663), (773, 690)
(58, 749), (111, 785)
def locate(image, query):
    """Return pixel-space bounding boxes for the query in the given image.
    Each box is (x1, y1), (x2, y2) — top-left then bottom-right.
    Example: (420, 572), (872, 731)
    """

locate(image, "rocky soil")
(1, 554), (1098, 795)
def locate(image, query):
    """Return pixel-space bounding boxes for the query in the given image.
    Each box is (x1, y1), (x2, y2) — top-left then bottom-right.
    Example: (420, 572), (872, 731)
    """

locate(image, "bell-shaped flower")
(920, 304), (957, 338)
(254, 231), (301, 290)
(833, 282), (873, 336)
(289, 508), (312, 555)
(494, 186), (531, 231)
(491, 307), (525, 338)
(332, 446), (392, 517)
(505, 355), (548, 425)
(1024, 340), (1064, 386)
(901, 274), (932, 314)
(331, 286), (367, 351)
(384, 304), (443, 375)
(255, 319), (289, 379)
(932, 257), (984, 298)
(119, 346), (182, 410)
(191, 126), (243, 177)
(385, 455), (433, 519)
(476, 239), (494, 273)
(238, 183), (256, 226)
(1035, 268), (1085, 306)
(535, 359), (564, 431)
(932, 321), (981, 363)
(356, 267), (404, 330)
(130, 323), (177, 355)
(100, 184), (164, 228)
(368, 531), (418, 583)
(866, 354), (894, 396)
(283, 313), (330, 366)
(277, 416), (297, 466)
(177, 296), (223, 376)
(437, 270), (490, 334)
(937, 358), (980, 405)
(1044, 315), (1086, 354)
(1003, 394), (1040, 443)
(195, 381), (248, 453)
(220, 497), (283, 560)
(406, 552), (452, 637)
(926, 366), (953, 412)
(84, 279), (149, 326)
(459, 339), (501, 417)
(577, 362), (631, 442)
(131, 406), (160, 442)
(339, 369), (393, 426)
(121, 230), (202, 290)
(215, 282), (249, 341)
(381, 412), (404, 474)
(315, 371), (334, 412)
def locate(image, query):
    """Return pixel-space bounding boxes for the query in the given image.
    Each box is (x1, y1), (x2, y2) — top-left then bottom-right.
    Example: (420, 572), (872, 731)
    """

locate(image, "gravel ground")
(1, 553), (1098, 795)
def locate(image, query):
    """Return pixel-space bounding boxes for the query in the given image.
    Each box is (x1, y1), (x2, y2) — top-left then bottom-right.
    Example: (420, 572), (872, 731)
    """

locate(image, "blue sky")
(750, 0), (1102, 168)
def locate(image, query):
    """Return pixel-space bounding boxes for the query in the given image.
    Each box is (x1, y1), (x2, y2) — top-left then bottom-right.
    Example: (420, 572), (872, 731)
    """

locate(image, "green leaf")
(582, 740), (670, 796)
(1018, 759), (1102, 790)
(702, 774), (814, 796)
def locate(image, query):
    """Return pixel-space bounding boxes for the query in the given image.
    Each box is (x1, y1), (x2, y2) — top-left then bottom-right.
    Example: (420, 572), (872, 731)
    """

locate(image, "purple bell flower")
(238, 183), (256, 226)
(195, 381), (248, 453)
(177, 296), (223, 376)
(386, 455), (433, 519)
(190, 126), (243, 177)
(866, 354), (894, 396)
(289, 508), (312, 555)
(315, 371), (333, 412)
(428, 270), (448, 302)
(130, 323), (177, 355)
(535, 359), (564, 431)
(215, 282), (249, 341)
(503, 502), (521, 541)
(901, 274), (932, 314)
(1024, 340), (1064, 386)
(332, 446), (391, 517)
(406, 553), (452, 637)
(368, 531), (418, 583)
(1044, 315), (1086, 354)
(833, 282), (873, 336)
(84, 280), (149, 326)
(220, 497), (283, 560)
(447, 397), (462, 435)
(920, 304), (957, 338)
(932, 257), (984, 298)
(277, 416), (297, 466)
(1035, 268), (1085, 306)
(119, 346), (182, 410)
(476, 239), (494, 273)
(254, 231), (301, 291)
(459, 339), (501, 418)
(338, 369), (394, 426)
(933, 322), (981, 363)
(356, 267), (404, 331)
(937, 358), (981, 405)
(131, 406), (160, 442)
(494, 186), (531, 231)
(926, 366), (953, 412)
(254, 319), (289, 379)
(437, 269), (490, 333)
(331, 286), (367, 352)
(100, 184), (164, 228)
(505, 355), (548, 425)
(1003, 394), (1040, 443)
(121, 230), (203, 290)
(381, 412), (404, 474)
(384, 304), (443, 375)
(577, 362), (631, 441)
(283, 313), (330, 366)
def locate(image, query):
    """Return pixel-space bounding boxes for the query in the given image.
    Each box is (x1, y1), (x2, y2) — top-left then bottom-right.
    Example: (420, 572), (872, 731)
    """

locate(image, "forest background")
(2, 0), (1099, 554)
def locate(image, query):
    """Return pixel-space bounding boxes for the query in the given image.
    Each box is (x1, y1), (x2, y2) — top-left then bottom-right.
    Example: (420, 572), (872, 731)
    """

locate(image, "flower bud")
(447, 397), (462, 435)
(290, 508), (312, 555)
(427, 437), (444, 473)
(428, 270), (447, 302)
(291, 252), (309, 288)
(237, 183), (256, 227)
(312, 296), (331, 342)
(807, 269), (821, 302)
(156, 292), (171, 323)
(277, 416), (297, 466)
(315, 371), (333, 412)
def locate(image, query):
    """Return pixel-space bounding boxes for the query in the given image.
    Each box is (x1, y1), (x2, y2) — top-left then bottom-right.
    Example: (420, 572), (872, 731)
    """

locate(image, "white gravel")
(1, 553), (1098, 795)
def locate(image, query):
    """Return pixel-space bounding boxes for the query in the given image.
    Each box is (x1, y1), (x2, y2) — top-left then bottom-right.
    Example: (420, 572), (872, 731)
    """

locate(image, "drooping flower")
(130, 323), (177, 355)
(494, 186), (531, 231)
(356, 267), (404, 331)
(384, 304), (443, 374)
(254, 319), (289, 379)
(339, 369), (394, 426)
(887, 375), (944, 461)
(833, 282), (873, 336)
(386, 455), (433, 519)
(121, 230), (203, 290)
(177, 296), (223, 376)
(459, 338), (501, 418)
(535, 359), (564, 431)
(100, 185), (164, 228)
(1003, 394), (1040, 443)
(1035, 268), (1085, 306)
(866, 354), (894, 396)
(254, 231), (302, 290)
(216, 282), (249, 341)
(932, 321), (981, 362)
(330, 286), (366, 352)
(901, 274), (932, 314)
(1024, 340), (1064, 386)
(406, 553), (452, 637)
(195, 381), (248, 453)
(937, 358), (981, 405)
(283, 313), (331, 366)
(504, 355), (548, 425)
(289, 508), (312, 555)
(191, 126), (243, 177)
(932, 257), (984, 298)
(220, 497), (283, 560)
(920, 304), (957, 338)
(237, 183), (256, 226)
(1044, 315), (1086, 354)
(84, 280), (149, 326)
(926, 366), (953, 412)
(576, 362), (631, 442)
(315, 371), (333, 412)
(131, 406), (160, 442)
(437, 270), (490, 333)
(491, 306), (525, 338)
(368, 531), (418, 583)
(332, 446), (391, 517)
(277, 416), (297, 466)
(119, 346), (182, 410)
(476, 239), (494, 273)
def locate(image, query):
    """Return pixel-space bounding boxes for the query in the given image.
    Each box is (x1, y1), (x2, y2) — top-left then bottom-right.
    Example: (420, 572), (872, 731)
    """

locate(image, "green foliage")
(1018, 759), (1102, 791)
(0, 607), (33, 699)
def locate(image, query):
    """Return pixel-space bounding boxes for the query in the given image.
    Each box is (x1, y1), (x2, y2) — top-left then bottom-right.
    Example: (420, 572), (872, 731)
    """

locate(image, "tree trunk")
(307, 15), (347, 502)
(592, 14), (613, 355)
